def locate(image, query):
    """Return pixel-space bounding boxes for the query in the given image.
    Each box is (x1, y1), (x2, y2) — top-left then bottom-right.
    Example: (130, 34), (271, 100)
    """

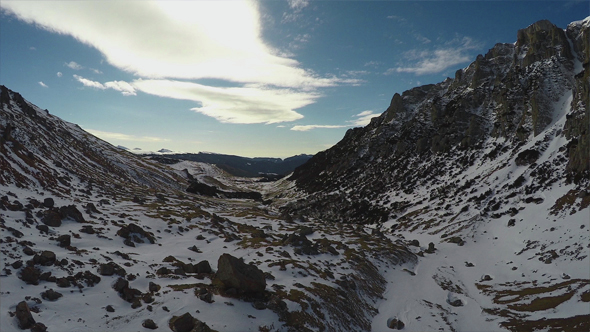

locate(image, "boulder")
(142, 319), (158, 330)
(57, 234), (71, 247)
(41, 289), (62, 301)
(169, 312), (211, 332)
(116, 224), (156, 244)
(59, 205), (85, 223)
(195, 260), (212, 274)
(15, 301), (36, 329)
(42, 198), (54, 208)
(20, 266), (40, 285)
(215, 254), (266, 294)
(41, 209), (62, 227)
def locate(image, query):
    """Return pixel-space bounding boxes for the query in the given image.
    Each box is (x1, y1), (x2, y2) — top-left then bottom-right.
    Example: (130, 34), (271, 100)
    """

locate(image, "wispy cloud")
(56, 72), (63, 78)
(2, 1), (356, 124)
(133, 79), (310, 124)
(386, 36), (481, 75)
(73, 75), (136, 96)
(65, 61), (83, 70)
(291, 110), (379, 131)
(84, 128), (169, 143)
(38, 81), (48, 88)
(291, 124), (348, 132)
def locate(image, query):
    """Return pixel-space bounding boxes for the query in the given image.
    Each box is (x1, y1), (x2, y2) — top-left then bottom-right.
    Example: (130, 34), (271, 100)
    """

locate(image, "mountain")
(1, 17), (589, 332)
(147, 152), (313, 178)
(0, 85), (415, 332)
(284, 18), (590, 330)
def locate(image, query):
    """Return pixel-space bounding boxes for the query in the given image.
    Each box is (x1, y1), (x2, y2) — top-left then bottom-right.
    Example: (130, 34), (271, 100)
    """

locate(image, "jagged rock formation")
(288, 18), (589, 224)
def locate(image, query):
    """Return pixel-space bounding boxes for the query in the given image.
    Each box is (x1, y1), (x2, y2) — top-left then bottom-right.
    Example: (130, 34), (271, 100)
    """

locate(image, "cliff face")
(287, 18), (589, 224)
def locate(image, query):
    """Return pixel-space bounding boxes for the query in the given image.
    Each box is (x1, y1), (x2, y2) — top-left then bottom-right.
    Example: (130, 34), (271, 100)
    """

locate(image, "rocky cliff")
(287, 18), (589, 224)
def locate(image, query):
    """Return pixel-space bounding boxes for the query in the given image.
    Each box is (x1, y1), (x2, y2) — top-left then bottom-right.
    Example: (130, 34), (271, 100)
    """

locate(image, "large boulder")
(15, 301), (36, 329)
(215, 254), (266, 294)
(168, 312), (211, 332)
(59, 205), (85, 223)
(116, 223), (156, 244)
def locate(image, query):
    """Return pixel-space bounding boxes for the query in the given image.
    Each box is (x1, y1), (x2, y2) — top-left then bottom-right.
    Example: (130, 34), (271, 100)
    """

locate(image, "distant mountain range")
(147, 152), (313, 178)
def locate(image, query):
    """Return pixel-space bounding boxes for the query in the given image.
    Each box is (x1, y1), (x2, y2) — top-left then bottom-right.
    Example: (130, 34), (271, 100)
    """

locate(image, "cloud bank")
(290, 110), (379, 131)
(1, 1), (355, 124)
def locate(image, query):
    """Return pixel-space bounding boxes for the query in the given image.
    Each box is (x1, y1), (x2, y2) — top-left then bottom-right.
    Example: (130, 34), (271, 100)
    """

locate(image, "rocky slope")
(284, 18), (590, 331)
(0, 86), (415, 332)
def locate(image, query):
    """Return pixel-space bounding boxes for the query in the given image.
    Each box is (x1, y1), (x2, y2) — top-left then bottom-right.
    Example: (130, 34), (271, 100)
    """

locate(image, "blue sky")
(1, 1), (588, 157)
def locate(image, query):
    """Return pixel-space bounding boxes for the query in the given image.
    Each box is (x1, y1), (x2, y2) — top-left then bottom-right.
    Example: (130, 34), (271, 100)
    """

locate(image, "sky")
(1, 1), (588, 158)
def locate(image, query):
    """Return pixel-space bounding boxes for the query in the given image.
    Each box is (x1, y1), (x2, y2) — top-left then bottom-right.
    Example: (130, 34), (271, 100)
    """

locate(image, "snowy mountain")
(285, 17), (590, 330)
(1, 17), (589, 332)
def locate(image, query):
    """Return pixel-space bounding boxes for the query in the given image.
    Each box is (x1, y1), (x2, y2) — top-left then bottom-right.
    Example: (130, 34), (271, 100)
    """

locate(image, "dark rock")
(23, 247), (35, 256)
(99, 262), (126, 276)
(188, 245), (201, 253)
(112, 278), (129, 293)
(515, 149), (540, 166)
(425, 242), (436, 253)
(148, 282), (161, 293)
(409, 239), (420, 247)
(11, 260), (23, 269)
(79, 225), (95, 234)
(36, 225), (49, 234)
(156, 267), (171, 275)
(199, 292), (213, 303)
(41, 289), (62, 301)
(20, 266), (41, 285)
(106, 305), (115, 312)
(42, 198), (54, 208)
(142, 319), (158, 330)
(56, 277), (71, 288)
(387, 318), (405, 330)
(481, 275), (493, 281)
(59, 205), (85, 223)
(195, 260), (212, 274)
(41, 209), (62, 227)
(122, 287), (142, 303)
(85, 202), (100, 214)
(252, 301), (266, 310)
(169, 312), (212, 332)
(57, 234), (71, 247)
(142, 293), (154, 303)
(448, 298), (464, 307)
(196, 235), (205, 240)
(34, 251), (56, 266)
(215, 253), (266, 294)
(116, 224), (156, 244)
(30, 322), (47, 332)
(16, 301), (36, 329)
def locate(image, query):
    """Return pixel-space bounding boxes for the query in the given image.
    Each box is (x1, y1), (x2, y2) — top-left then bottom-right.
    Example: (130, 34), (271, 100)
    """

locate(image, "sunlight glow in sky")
(1, 0), (588, 157)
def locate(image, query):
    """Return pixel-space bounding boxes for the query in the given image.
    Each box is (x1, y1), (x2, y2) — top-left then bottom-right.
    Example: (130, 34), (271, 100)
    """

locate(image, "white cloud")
(288, 0), (309, 11)
(1, 1), (357, 124)
(351, 110), (379, 126)
(388, 36), (481, 75)
(133, 79), (310, 124)
(38, 81), (48, 88)
(291, 110), (380, 132)
(104, 81), (136, 96)
(84, 128), (170, 143)
(56, 72), (63, 77)
(65, 61), (83, 70)
(29, 46), (36, 51)
(291, 124), (348, 132)
(90, 68), (102, 74)
(73, 75), (136, 96)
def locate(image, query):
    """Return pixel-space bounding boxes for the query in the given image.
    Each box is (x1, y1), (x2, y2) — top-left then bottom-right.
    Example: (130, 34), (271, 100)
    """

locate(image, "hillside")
(1, 17), (589, 332)
(285, 18), (590, 330)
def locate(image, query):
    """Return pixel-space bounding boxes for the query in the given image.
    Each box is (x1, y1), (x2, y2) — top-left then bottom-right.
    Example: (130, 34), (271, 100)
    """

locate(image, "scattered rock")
(16, 301), (36, 329)
(36, 225), (49, 234)
(425, 242), (436, 253)
(41, 209), (62, 227)
(195, 260), (212, 274)
(41, 289), (62, 301)
(42, 198), (54, 208)
(106, 305), (115, 312)
(20, 266), (41, 285)
(409, 239), (420, 246)
(199, 292), (213, 303)
(57, 234), (71, 247)
(387, 318), (405, 330)
(481, 275), (493, 281)
(215, 253), (266, 295)
(23, 247), (35, 256)
(116, 224), (156, 245)
(148, 282), (161, 293)
(99, 262), (126, 276)
(252, 301), (266, 310)
(55, 277), (71, 288)
(142, 319), (158, 330)
(30, 322), (47, 332)
(59, 205), (86, 223)
(169, 312), (211, 332)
